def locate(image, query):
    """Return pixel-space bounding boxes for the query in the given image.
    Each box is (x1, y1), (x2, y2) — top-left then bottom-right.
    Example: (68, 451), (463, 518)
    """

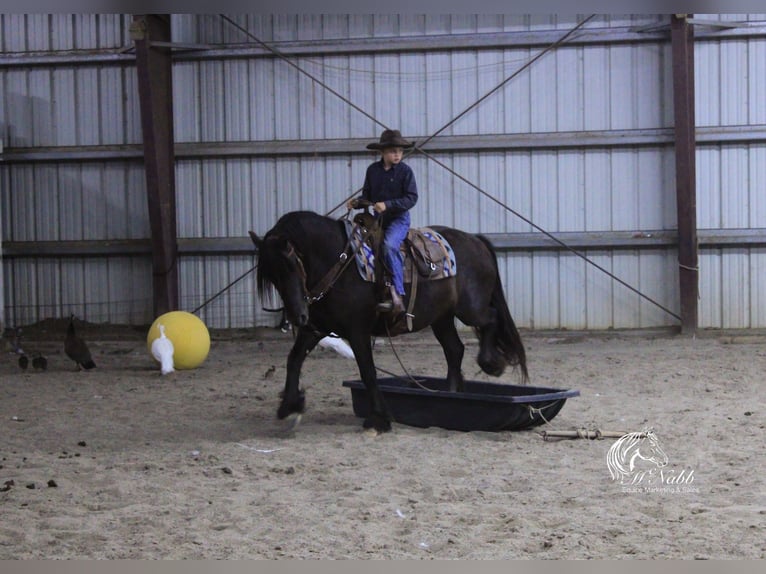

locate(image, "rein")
(291, 217), (372, 305)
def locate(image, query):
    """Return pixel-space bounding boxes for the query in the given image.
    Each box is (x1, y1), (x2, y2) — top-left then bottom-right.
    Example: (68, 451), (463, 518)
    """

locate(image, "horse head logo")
(606, 429), (669, 484)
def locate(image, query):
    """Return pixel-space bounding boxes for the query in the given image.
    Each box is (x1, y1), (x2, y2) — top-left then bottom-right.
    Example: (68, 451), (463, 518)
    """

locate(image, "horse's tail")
(475, 235), (528, 383)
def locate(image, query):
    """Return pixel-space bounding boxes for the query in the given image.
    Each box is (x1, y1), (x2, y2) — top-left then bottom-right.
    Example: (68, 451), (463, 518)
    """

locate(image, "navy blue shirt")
(362, 159), (418, 225)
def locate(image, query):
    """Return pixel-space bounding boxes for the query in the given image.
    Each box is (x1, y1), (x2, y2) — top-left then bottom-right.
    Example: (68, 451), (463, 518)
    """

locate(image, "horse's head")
(636, 430), (668, 469)
(250, 230), (310, 327)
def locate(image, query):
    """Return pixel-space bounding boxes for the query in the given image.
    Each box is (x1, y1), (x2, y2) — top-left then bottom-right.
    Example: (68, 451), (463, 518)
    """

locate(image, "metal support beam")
(671, 14), (699, 335)
(133, 14), (178, 316)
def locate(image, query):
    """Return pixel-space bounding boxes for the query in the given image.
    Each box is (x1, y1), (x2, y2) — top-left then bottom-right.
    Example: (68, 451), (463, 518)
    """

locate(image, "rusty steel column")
(671, 14), (698, 335)
(132, 14), (179, 316)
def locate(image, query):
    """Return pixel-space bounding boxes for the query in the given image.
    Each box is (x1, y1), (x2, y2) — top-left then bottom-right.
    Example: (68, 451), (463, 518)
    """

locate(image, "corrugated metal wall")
(2, 14), (766, 330)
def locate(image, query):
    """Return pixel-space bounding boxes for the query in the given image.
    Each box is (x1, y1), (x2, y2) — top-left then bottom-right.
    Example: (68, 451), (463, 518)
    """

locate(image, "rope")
(217, 14), (682, 324)
(190, 263), (257, 315)
(383, 321), (439, 392)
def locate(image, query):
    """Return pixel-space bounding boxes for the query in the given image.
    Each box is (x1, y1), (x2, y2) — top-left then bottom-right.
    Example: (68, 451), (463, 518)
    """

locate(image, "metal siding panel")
(584, 151), (611, 231)
(638, 251), (677, 327)
(585, 252), (614, 329)
(52, 68), (76, 145)
(179, 257), (205, 320)
(425, 53), (451, 134)
(450, 51), (477, 135)
(558, 151), (584, 232)
(750, 248), (766, 327)
(273, 15), (297, 42)
(505, 151), (533, 233)
(123, 65), (142, 145)
(171, 14), (196, 43)
(224, 60), (250, 142)
(611, 251), (640, 328)
(453, 154), (478, 232)
(478, 152), (504, 233)
(50, 14), (74, 50)
(400, 53), (427, 137)
(103, 163), (127, 238)
(559, 252), (586, 329)
(274, 64), (300, 140)
(174, 62), (200, 143)
(200, 61), (225, 142)
(423, 154), (454, 227)
(5, 15), (27, 51)
(503, 252), (533, 329)
(35, 165), (59, 241)
(531, 152), (558, 230)
(276, 158), (302, 213)
(99, 67), (124, 144)
(635, 43), (664, 128)
(325, 156), (353, 215)
(81, 165), (106, 240)
(349, 55), (375, 136)
(58, 164), (83, 240)
(176, 161), (202, 238)
(610, 149), (638, 229)
(203, 160), (227, 237)
(299, 157), (326, 213)
(29, 69), (52, 146)
(695, 41), (719, 127)
(530, 52), (556, 132)
(373, 54), (400, 129)
(583, 44), (610, 131)
(373, 14), (397, 37)
(249, 59), (275, 141)
(298, 62), (325, 140)
(476, 49), (503, 135)
(721, 39), (748, 126)
(720, 146), (749, 228)
(322, 56), (351, 140)
(609, 45), (635, 129)
(502, 48), (532, 133)
(11, 166), (35, 241)
(251, 158), (278, 232)
(556, 47), (582, 131)
(699, 250), (722, 328)
(76, 68), (99, 145)
(637, 148), (667, 229)
(750, 146), (766, 227)
(225, 159), (251, 236)
(127, 164), (149, 238)
(750, 37), (766, 124)
(722, 249), (749, 328)
(75, 14), (98, 50)
(697, 147), (720, 229)
(6, 70), (32, 146)
(532, 252), (559, 328)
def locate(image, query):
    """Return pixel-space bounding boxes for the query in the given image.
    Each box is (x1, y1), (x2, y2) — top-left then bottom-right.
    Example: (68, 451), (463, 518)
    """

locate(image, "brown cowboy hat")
(366, 129), (414, 150)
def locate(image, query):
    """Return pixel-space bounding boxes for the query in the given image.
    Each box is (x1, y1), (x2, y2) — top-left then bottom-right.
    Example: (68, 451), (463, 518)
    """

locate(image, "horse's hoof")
(285, 413), (302, 431)
(363, 416), (392, 433)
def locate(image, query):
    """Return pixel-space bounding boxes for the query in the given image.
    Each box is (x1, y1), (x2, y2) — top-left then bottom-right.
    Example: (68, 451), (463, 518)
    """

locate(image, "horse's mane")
(256, 211), (344, 302)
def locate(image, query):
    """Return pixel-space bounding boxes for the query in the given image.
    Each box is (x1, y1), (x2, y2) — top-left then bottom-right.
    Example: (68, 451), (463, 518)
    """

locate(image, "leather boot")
(389, 288), (405, 317)
(376, 285), (405, 316)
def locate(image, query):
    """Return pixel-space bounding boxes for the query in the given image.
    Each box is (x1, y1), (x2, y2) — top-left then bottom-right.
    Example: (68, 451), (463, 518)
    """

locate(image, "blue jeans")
(380, 212), (409, 296)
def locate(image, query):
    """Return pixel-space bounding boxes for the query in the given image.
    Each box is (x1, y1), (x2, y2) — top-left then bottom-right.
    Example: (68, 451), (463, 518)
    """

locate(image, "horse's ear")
(248, 231), (262, 252)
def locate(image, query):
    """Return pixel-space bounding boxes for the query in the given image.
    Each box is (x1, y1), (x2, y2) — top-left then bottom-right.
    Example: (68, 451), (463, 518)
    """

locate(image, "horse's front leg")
(277, 327), (323, 421)
(348, 332), (392, 433)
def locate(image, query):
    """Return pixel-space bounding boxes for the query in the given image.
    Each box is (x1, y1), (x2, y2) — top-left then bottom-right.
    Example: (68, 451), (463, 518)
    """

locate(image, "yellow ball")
(146, 311), (210, 370)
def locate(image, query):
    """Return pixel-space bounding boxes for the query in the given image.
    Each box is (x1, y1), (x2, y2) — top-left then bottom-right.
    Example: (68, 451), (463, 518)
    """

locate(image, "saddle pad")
(345, 220), (457, 283)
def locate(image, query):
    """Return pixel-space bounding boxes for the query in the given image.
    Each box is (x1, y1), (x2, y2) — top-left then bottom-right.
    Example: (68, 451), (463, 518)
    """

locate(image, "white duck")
(151, 324), (175, 375)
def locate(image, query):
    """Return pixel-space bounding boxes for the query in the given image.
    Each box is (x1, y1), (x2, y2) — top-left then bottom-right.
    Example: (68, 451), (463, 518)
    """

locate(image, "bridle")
(280, 220), (369, 305)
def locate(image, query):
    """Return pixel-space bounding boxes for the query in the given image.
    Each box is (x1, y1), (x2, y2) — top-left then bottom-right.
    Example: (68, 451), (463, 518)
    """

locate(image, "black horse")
(250, 210), (528, 433)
